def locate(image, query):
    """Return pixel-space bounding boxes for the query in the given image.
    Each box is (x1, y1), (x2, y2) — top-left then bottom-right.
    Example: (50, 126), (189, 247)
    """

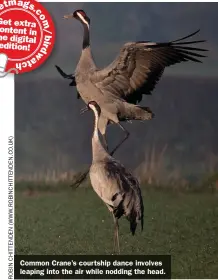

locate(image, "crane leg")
(113, 214), (120, 255)
(113, 225), (116, 254)
(71, 169), (89, 189)
(110, 123), (130, 156)
(98, 117), (109, 151)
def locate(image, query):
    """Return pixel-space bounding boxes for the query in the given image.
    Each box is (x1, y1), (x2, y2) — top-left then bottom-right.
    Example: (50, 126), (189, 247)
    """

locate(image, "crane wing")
(104, 160), (144, 231)
(90, 158), (144, 234)
(91, 30), (208, 104)
(55, 65), (81, 99)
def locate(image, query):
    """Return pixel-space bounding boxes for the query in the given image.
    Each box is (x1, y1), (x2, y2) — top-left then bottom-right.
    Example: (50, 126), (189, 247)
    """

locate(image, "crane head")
(64, 10), (90, 27)
(88, 101), (101, 116)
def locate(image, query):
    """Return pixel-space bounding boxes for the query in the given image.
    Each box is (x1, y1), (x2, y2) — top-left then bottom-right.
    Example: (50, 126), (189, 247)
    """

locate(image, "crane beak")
(63, 13), (74, 19)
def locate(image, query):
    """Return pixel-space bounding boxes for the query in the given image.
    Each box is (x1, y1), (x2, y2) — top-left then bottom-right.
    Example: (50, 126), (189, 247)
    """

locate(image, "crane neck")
(93, 108), (99, 140)
(82, 23), (90, 49)
(76, 23), (96, 72)
(91, 107), (108, 161)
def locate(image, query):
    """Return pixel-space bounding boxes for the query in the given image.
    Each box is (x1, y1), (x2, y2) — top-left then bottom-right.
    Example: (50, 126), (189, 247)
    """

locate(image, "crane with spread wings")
(55, 9), (208, 187)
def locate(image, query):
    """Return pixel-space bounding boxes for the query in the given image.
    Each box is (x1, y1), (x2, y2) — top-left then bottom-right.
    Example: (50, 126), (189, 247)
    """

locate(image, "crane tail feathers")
(141, 215), (144, 232)
(123, 104), (155, 121)
(127, 207), (144, 235)
(130, 221), (137, 236)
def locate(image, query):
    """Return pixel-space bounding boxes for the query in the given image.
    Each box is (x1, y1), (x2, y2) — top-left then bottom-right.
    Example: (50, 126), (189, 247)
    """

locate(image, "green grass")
(15, 187), (218, 278)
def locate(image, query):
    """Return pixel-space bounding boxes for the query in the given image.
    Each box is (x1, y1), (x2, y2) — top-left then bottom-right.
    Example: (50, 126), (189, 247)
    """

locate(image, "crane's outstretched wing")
(91, 30), (208, 104)
(55, 65), (81, 99)
(55, 65), (76, 86)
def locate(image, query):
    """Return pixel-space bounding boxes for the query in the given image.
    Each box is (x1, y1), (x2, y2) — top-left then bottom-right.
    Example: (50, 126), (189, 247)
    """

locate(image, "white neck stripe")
(77, 13), (89, 27)
(90, 104), (99, 139)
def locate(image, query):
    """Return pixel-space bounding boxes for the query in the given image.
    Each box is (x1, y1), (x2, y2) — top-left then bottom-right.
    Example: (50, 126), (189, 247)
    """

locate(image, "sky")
(24, 2), (218, 79)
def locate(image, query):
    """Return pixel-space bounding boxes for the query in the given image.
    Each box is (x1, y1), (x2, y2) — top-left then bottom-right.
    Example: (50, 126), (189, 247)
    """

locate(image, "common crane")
(56, 9), (207, 186)
(88, 100), (144, 254)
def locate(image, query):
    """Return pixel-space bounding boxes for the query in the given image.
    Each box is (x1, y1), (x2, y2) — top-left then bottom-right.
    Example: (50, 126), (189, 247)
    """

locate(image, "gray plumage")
(58, 10), (207, 154)
(88, 100), (144, 253)
(57, 9), (207, 187)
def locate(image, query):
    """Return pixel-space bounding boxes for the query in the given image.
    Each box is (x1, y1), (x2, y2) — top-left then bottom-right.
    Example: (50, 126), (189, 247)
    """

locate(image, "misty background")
(15, 3), (218, 185)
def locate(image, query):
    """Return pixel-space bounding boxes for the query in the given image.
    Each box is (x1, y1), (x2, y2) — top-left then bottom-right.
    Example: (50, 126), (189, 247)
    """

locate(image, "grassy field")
(15, 186), (218, 278)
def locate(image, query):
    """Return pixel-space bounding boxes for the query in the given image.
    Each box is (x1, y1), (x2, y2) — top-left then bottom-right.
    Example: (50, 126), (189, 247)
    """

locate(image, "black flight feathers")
(55, 65), (80, 99)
